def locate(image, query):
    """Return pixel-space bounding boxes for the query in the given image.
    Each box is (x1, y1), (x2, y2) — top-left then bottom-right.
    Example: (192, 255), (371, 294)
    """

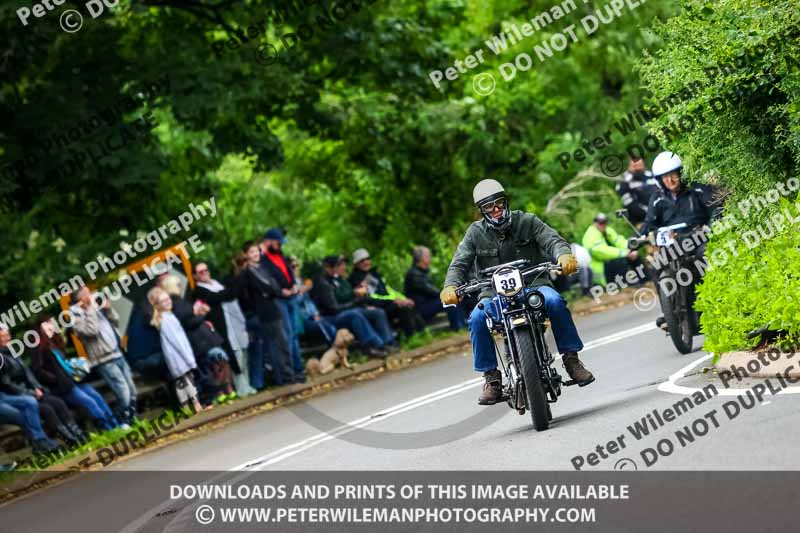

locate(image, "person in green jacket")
(581, 213), (638, 286)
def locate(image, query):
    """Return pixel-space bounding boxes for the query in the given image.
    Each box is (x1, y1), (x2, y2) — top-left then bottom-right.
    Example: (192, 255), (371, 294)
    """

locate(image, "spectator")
(192, 262), (257, 397)
(289, 258), (336, 345)
(581, 213), (642, 286)
(0, 324), (86, 447)
(616, 157), (659, 226)
(259, 228), (305, 381)
(404, 246), (466, 330)
(0, 397), (60, 455)
(70, 286), (138, 425)
(160, 275), (236, 405)
(237, 241), (299, 387)
(147, 287), (207, 414)
(310, 255), (391, 357)
(348, 248), (425, 338)
(124, 299), (168, 381)
(30, 316), (121, 431)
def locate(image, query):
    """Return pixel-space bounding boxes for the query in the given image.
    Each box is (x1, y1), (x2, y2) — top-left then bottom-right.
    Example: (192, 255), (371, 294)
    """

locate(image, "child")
(147, 287), (209, 414)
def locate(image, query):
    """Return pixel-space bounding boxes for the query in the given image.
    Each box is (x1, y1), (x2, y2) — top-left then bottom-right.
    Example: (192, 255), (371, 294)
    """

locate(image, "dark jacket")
(311, 274), (356, 317)
(640, 183), (718, 236)
(237, 265), (283, 323)
(348, 269), (389, 296)
(0, 347), (43, 396)
(616, 170), (659, 225)
(444, 210), (572, 299)
(260, 251), (294, 291)
(404, 265), (440, 306)
(170, 295), (226, 362)
(31, 344), (76, 396)
(125, 301), (162, 362)
(192, 273), (246, 373)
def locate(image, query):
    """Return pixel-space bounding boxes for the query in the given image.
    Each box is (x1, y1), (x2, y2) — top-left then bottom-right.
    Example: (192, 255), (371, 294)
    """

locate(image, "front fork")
(496, 320), (561, 410)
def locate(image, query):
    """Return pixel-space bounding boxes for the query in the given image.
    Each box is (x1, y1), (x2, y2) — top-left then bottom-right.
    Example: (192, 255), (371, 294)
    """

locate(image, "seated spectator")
(0, 397), (60, 455)
(260, 228), (304, 381)
(348, 248), (425, 338)
(310, 255), (391, 357)
(0, 324), (86, 447)
(403, 246), (465, 330)
(581, 213), (643, 286)
(70, 286), (138, 425)
(31, 316), (121, 431)
(192, 262), (256, 397)
(124, 299), (169, 381)
(147, 287), (207, 414)
(289, 258), (336, 345)
(237, 241), (299, 387)
(160, 275), (236, 405)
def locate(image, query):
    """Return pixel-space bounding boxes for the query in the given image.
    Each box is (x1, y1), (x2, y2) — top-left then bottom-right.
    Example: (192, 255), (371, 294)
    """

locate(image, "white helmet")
(651, 151), (683, 178)
(472, 179), (505, 206)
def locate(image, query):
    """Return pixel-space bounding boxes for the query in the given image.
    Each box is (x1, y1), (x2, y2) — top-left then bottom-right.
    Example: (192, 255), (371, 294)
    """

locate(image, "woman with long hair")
(30, 316), (121, 432)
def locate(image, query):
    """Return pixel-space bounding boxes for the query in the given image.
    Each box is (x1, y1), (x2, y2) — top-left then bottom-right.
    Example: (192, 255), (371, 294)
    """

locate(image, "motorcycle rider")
(641, 151), (719, 329)
(616, 157), (659, 226)
(440, 179), (595, 405)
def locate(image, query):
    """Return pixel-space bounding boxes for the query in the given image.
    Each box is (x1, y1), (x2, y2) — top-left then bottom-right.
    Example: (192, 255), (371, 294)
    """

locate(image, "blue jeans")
(0, 393), (47, 441)
(95, 356), (137, 422)
(279, 299), (304, 375)
(303, 317), (337, 345)
(469, 286), (584, 372)
(63, 384), (119, 430)
(417, 299), (466, 330)
(361, 307), (396, 345)
(329, 308), (384, 348)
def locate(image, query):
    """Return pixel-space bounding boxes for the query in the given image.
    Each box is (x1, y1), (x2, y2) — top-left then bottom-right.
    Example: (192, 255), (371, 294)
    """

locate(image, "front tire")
(658, 280), (693, 354)
(513, 328), (549, 431)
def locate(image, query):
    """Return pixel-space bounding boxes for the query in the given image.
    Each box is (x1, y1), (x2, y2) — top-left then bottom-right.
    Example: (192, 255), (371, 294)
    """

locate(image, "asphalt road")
(4, 302), (800, 532)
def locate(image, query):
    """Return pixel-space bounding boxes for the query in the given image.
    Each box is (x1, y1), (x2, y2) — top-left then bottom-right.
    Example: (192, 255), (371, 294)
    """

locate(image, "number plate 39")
(493, 268), (523, 296)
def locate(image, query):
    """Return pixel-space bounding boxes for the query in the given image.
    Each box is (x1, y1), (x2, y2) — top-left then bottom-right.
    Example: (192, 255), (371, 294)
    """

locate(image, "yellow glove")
(557, 254), (578, 276)
(440, 286), (459, 305)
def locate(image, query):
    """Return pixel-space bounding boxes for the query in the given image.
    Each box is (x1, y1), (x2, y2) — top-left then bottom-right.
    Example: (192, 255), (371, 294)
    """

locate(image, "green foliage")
(639, 0), (800, 352)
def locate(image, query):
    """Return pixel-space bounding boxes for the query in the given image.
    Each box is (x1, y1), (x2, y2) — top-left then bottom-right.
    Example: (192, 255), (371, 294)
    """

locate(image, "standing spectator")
(259, 228), (305, 381)
(0, 324), (86, 447)
(348, 248), (425, 338)
(30, 316), (121, 431)
(237, 242), (299, 386)
(290, 258), (337, 345)
(404, 246), (466, 330)
(616, 156), (659, 226)
(311, 255), (390, 357)
(147, 287), (207, 414)
(160, 275), (236, 405)
(70, 286), (138, 425)
(192, 262), (257, 397)
(581, 213), (642, 286)
(124, 299), (168, 381)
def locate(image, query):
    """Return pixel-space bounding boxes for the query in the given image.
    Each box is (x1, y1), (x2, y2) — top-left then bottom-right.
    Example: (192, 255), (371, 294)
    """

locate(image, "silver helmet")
(473, 179), (511, 230)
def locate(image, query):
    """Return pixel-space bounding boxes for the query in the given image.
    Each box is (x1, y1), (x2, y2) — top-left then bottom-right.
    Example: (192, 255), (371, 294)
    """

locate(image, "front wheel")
(513, 328), (549, 431)
(658, 279), (693, 354)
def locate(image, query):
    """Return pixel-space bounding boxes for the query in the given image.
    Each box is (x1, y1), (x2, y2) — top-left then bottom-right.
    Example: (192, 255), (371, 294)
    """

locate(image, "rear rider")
(440, 179), (595, 405)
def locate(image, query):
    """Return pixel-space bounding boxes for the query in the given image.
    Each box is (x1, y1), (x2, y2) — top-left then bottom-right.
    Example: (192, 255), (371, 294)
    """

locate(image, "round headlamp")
(527, 292), (544, 309)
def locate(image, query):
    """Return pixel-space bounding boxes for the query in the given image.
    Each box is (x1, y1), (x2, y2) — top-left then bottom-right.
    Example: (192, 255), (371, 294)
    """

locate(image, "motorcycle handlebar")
(455, 262), (562, 297)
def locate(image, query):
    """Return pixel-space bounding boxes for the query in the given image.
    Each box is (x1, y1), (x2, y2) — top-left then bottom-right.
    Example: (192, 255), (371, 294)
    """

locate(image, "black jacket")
(348, 268), (390, 296)
(171, 295), (226, 362)
(191, 274), (247, 373)
(404, 265), (440, 306)
(0, 347), (43, 396)
(31, 345), (76, 396)
(237, 265), (283, 323)
(616, 170), (659, 225)
(260, 251), (294, 291)
(641, 183), (718, 236)
(311, 273), (355, 317)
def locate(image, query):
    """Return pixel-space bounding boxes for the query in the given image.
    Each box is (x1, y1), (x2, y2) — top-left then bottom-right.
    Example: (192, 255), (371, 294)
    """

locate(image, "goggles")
(479, 197), (507, 215)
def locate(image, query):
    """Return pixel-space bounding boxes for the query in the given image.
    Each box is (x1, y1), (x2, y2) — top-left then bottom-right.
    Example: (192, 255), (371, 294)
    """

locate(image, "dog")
(306, 328), (355, 377)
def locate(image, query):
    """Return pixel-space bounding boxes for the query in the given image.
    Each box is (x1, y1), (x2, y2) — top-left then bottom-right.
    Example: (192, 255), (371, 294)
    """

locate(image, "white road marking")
(233, 322), (658, 471)
(658, 353), (800, 396)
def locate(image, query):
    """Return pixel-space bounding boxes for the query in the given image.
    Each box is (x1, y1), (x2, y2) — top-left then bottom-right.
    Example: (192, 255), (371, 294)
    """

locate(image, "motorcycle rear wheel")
(514, 328), (550, 431)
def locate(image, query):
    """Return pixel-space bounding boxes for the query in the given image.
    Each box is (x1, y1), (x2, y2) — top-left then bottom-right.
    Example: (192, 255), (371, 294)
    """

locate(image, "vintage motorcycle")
(449, 260), (582, 431)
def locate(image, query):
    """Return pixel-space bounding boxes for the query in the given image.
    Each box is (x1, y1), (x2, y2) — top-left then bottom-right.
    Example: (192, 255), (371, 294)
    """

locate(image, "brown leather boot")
(562, 352), (595, 386)
(478, 369), (503, 405)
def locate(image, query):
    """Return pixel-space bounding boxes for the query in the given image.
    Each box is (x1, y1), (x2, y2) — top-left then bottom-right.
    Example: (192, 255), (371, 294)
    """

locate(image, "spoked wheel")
(513, 329), (549, 431)
(658, 280), (693, 354)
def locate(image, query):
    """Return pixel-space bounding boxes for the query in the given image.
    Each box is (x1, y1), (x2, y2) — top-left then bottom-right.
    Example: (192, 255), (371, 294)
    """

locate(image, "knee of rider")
(469, 307), (486, 326)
